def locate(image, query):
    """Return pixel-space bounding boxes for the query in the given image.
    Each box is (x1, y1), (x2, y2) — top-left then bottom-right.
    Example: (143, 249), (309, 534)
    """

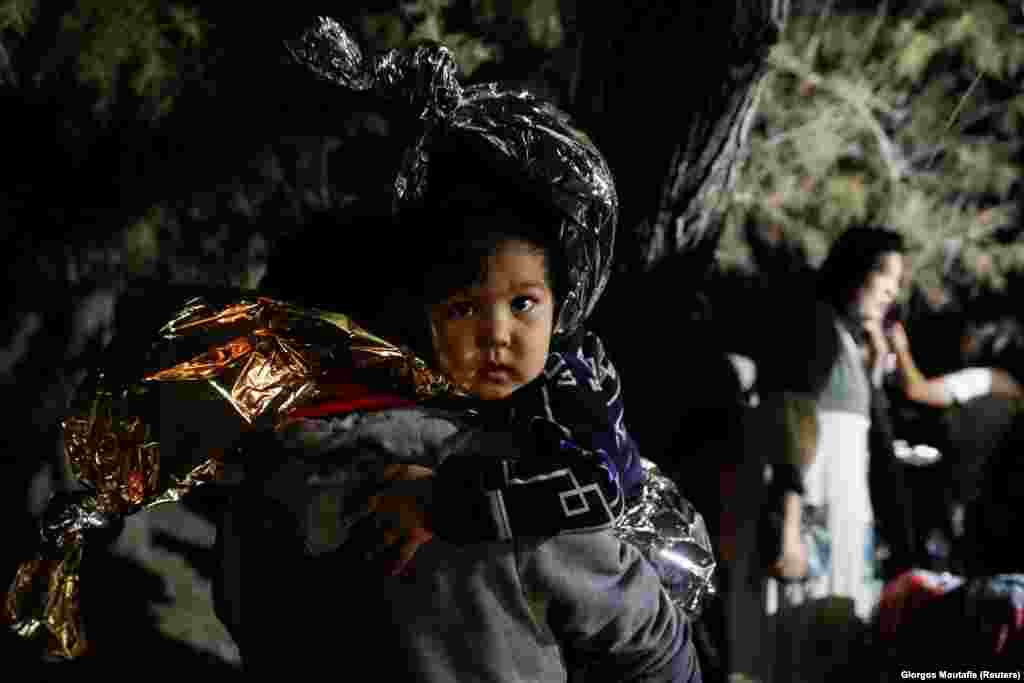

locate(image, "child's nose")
(479, 311), (511, 348)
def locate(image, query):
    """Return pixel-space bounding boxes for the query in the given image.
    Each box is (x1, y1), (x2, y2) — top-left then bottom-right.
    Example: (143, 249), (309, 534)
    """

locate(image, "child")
(351, 173), (645, 574)
(211, 17), (702, 681)
(264, 158), (645, 580)
(271, 17), (649, 577)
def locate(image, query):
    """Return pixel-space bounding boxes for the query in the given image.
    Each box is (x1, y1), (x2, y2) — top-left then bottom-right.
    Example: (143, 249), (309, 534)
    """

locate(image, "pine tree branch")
(0, 36), (15, 86)
(864, 1), (888, 54)
(927, 71), (982, 168)
(909, 143), (950, 169)
(763, 106), (842, 146)
(956, 100), (1012, 134)
(813, 0), (835, 30)
(768, 50), (906, 182)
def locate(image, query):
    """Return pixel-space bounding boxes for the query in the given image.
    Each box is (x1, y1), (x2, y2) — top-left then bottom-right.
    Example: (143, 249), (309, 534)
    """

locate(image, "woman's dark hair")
(817, 225), (906, 314)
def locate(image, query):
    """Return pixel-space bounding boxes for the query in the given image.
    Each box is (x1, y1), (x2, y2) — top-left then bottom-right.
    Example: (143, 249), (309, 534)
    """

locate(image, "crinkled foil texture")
(614, 459), (718, 618)
(7, 296), (715, 660)
(4, 296), (460, 659)
(146, 296), (462, 419)
(286, 16), (617, 335)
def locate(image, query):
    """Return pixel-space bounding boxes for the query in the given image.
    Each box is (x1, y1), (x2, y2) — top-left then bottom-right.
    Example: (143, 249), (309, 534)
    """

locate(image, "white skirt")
(797, 409), (876, 620)
(728, 406), (881, 682)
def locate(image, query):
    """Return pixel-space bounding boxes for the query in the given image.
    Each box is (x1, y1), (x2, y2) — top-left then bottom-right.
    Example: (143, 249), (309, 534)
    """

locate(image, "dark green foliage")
(719, 0), (1024, 307)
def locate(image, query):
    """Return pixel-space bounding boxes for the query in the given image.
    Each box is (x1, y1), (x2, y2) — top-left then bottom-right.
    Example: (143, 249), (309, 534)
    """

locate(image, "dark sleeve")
(869, 383), (917, 575)
(544, 330), (645, 498)
(769, 462), (805, 497)
(431, 423), (626, 542)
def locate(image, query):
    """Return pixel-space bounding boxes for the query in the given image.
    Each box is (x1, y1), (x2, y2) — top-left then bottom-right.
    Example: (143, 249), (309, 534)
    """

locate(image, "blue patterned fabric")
(432, 330), (645, 541)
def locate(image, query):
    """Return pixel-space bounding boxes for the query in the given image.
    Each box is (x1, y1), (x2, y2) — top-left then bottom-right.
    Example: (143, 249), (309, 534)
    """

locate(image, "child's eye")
(448, 301), (476, 319)
(511, 296), (537, 314)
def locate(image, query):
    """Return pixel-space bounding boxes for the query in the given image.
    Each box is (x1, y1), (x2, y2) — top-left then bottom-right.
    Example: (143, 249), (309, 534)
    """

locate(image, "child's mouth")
(480, 363), (512, 382)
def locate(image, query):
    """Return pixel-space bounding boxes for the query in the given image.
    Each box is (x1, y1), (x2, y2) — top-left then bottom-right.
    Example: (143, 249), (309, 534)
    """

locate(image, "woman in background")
(733, 226), (905, 683)
(800, 226), (907, 619)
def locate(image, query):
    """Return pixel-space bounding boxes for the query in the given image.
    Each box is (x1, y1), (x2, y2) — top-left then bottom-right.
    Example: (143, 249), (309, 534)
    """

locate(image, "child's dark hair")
(406, 130), (569, 299)
(379, 132), (570, 360)
(262, 131), (573, 363)
(411, 199), (568, 311)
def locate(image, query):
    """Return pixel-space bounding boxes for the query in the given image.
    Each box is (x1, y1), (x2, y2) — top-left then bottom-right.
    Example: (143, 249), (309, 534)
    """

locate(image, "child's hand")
(357, 464), (436, 577)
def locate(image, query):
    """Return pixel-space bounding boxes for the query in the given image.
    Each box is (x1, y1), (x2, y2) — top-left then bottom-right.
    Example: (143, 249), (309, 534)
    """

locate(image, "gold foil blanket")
(4, 295), (461, 659)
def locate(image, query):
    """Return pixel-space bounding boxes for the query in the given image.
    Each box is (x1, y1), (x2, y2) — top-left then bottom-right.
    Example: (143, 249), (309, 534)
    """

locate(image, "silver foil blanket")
(613, 459), (717, 618)
(284, 16), (617, 337)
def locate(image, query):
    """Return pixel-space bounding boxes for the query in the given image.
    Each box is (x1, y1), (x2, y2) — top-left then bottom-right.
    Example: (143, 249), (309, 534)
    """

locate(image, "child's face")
(428, 238), (555, 400)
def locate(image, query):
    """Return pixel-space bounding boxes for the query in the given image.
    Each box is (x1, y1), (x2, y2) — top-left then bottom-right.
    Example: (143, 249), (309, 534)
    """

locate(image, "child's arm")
(360, 332), (642, 565)
(353, 392), (633, 573)
(430, 425), (625, 542)
(353, 421), (626, 574)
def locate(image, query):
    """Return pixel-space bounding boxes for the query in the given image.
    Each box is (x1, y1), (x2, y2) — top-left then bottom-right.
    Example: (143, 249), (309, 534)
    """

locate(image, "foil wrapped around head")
(614, 459), (717, 618)
(285, 16), (617, 336)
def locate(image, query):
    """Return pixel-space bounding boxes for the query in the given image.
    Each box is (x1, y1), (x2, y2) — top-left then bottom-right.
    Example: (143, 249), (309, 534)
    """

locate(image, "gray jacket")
(215, 408), (700, 681)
